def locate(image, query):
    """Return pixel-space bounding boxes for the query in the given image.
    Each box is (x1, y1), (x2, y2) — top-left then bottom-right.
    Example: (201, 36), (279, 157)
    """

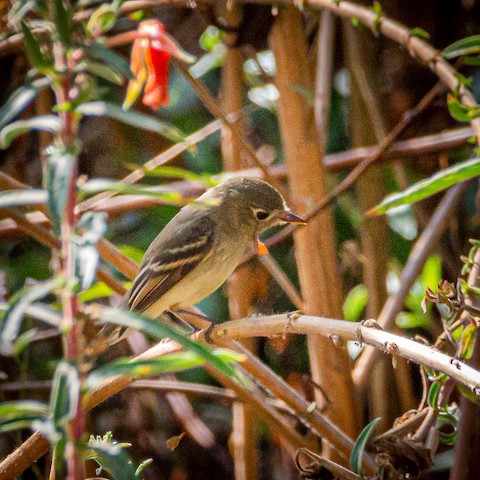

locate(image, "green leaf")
(0, 115), (60, 148)
(52, 0), (72, 46)
(74, 212), (107, 291)
(447, 94), (480, 122)
(138, 165), (214, 186)
(8, 0), (37, 23)
(0, 302), (61, 326)
(248, 84), (279, 112)
(386, 204), (418, 240)
(97, 308), (243, 381)
(79, 282), (117, 303)
(86, 4), (118, 37)
(49, 362), (80, 430)
(0, 278), (62, 356)
(85, 42), (134, 79)
(350, 417), (381, 476)
(80, 61), (124, 85)
(0, 189), (47, 207)
(0, 400), (48, 433)
(45, 147), (76, 235)
(0, 77), (50, 129)
(427, 379), (443, 410)
(343, 284), (368, 322)
(368, 157), (480, 216)
(436, 411), (459, 445)
(77, 101), (186, 143)
(443, 35), (480, 59)
(410, 27), (431, 40)
(21, 22), (52, 71)
(199, 26), (222, 52)
(88, 443), (140, 480)
(79, 178), (189, 205)
(87, 349), (242, 389)
(395, 311), (429, 329)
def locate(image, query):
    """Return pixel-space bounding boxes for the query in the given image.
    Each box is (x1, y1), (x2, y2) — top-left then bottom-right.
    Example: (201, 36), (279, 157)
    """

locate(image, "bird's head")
(200, 177), (306, 236)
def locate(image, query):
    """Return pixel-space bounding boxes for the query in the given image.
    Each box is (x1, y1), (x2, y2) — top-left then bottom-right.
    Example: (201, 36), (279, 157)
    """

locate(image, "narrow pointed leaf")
(87, 348), (243, 389)
(443, 35), (480, 59)
(0, 278), (62, 356)
(0, 189), (47, 207)
(52, 0), (72, 45)
(74, 212), (107, 290)
(0, 115), (60, 148)
(79, 178), (188, 205)
(350, 417), (381, 476)
(86, 43), (134, 80)
(368, 158), (480, 216)
(97, 308), (241, 381)
(77, 101), (186, 143)
(0, 302), (61, 326)
(343, 284), (368, 322)
(0, 77), (50, 129)
(45, 148), (76, 235)
(0, 400), (48, 433)
(49, 362), (80, 429)
(21, 22), (51, 70)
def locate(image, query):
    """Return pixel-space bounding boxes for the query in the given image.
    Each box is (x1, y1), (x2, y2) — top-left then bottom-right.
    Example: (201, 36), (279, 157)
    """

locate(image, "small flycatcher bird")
(122, 177), (306, 321)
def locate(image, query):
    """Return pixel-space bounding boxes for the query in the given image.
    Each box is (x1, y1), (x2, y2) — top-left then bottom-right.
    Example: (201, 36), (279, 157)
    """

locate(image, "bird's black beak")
(281, 210), (307, 225)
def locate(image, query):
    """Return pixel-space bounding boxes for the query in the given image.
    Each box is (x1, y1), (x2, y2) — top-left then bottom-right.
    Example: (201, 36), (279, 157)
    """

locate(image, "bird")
(99, 177), (306, 346)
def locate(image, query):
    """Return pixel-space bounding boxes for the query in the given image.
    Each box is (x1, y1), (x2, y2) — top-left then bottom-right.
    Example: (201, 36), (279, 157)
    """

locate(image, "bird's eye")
(255, 210), (270, 220)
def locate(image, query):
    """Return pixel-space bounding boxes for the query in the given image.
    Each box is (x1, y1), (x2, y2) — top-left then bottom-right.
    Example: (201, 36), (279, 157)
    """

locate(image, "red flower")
(124, 20), (195, 111)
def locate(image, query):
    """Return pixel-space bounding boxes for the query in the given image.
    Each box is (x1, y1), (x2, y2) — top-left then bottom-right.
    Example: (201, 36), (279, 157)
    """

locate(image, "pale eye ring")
(253, 209), (270, 220)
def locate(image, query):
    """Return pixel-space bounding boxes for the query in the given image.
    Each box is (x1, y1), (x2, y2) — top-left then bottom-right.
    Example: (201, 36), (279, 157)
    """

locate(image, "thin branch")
(0, 126), (472, 240)
(352, 181), (470, 387)
(208, 314), (480, 393)
(264, 78), (447, 250)
(171, 58), (276, 187)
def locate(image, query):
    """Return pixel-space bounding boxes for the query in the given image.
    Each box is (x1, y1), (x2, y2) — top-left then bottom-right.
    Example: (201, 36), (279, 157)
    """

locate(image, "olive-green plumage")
(115, 177), (304, 335)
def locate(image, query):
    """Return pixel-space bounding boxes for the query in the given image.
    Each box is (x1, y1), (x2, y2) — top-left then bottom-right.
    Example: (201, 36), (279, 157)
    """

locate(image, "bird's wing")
(125, 208), (216, 313)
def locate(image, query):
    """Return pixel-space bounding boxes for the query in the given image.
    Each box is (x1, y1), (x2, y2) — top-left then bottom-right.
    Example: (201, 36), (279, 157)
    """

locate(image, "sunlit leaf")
(74, 212), (107, 291)
(0, 400), (48, 433)
(0, 189), (47, 207)
(8, 0), (36, 23)
(21, 22), (52, 71)
(447, 95), (480, 122)
(46, 147), (76, 235)
(368, 157), (480, 216)
(343, 284), (368, 322)
(443, 35), (480, 59)
(350, 417), (380, 476)
(410, 27), (430, 40)
(79, 178), (189, 205)
(0, 115), (61, 148)
(386, 204), (418, 240)
(87, 349), (242, 389)
(0, 302), (61, 326)
(248, 84), (279, 112)
(87, 4), (118, 37)
(88, 442), (140, 480)
(0, 77), (50, 129)
(77, 101), (186, 143)
(97, 308), (243, 381)
(0, 278), (62, 356)
(395, 311), (429, 329)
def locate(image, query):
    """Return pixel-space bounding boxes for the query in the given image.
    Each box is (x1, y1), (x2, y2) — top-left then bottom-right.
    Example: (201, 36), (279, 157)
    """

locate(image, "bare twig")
(209, 314), (480, 393)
